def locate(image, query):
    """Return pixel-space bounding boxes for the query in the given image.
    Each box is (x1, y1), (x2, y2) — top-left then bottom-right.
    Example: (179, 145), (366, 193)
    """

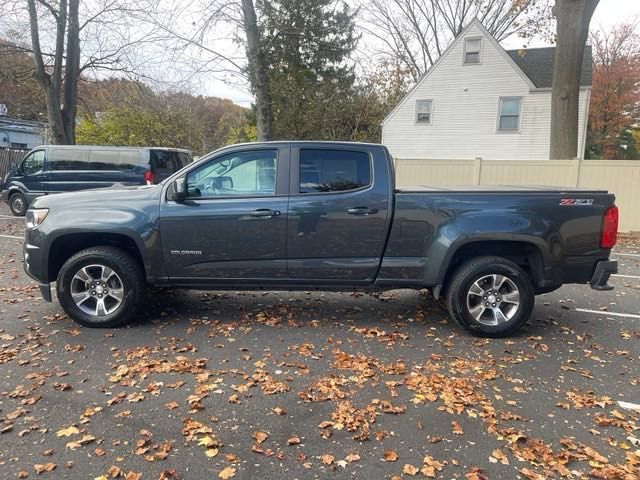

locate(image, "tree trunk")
(549, 0), (599, 159)
(62, 0), (80, 144)
(241, 0), (272, 141)
(27, 0), (81, 145)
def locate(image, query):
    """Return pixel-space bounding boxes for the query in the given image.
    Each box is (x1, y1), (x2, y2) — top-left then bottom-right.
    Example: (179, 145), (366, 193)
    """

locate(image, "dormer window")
(464, 38), (482, 64)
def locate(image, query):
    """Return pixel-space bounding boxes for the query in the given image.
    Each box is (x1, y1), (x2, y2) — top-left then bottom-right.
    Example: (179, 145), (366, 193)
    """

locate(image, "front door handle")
(250, 209), (280, 218)
(347, 207), (378, 216)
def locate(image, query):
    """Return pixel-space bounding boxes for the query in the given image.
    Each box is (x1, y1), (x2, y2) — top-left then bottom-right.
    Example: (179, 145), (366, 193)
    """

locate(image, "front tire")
(56, 246), (145, 328)
(9, 192), (27, 216)
(446, 256), (535, 337)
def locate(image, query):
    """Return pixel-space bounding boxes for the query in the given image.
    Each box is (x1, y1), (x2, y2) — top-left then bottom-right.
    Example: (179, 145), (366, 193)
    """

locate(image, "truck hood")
(31, 184), (162, 210)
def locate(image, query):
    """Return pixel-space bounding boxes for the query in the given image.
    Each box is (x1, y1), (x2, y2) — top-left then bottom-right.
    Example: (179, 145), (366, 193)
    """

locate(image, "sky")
(205, 0), (640, 107)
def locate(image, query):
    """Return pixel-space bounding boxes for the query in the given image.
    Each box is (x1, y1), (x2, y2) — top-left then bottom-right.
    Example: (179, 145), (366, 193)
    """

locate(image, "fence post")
(473, 159), (482, 185)
(575, 158), (584, 187)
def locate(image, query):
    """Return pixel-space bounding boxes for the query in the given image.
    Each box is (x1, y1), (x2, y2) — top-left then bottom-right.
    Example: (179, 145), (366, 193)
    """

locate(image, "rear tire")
(56, 246), (145, 328)
(446, 256), (535, 337)
(9, 192), (27, 216)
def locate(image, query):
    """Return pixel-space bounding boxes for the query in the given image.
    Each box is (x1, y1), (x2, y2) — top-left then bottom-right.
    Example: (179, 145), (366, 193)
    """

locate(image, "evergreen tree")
(258, 0), (358, 140)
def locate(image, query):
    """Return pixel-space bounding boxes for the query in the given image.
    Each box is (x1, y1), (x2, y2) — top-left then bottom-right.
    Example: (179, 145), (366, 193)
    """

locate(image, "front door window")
(186, 150), (278, 198)
(22, 150), (45, 175)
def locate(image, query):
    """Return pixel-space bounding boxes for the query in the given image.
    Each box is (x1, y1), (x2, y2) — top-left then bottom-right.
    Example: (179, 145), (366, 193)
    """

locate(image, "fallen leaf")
(253, 431), (268, 445)
(219, 467), (236, 479)
(383, 450), (398, 462)
(451, 421), (464, 435)
(287, 436), (301, 445)
(34, 463), (56, 474)
(345, 453), (360, 463)
(403, 463), (419, 475)
(56, 426), (79, 437)
(205, 448), (219, 458)
(321, 454), (334, 465)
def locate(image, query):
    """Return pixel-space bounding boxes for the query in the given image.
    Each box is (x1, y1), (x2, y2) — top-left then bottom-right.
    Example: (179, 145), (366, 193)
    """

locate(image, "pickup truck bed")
(22, 141), (618, 337)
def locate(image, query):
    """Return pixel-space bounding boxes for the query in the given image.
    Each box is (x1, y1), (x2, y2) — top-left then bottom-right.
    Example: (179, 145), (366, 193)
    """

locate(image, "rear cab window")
(298, 149), (371, 194)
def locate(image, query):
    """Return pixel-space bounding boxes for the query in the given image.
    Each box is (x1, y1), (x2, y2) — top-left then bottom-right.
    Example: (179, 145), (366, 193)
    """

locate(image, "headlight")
(26, 208), (49, 229)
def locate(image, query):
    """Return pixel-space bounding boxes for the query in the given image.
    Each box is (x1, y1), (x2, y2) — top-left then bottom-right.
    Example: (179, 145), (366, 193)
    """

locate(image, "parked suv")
(2, 145), (192, 216)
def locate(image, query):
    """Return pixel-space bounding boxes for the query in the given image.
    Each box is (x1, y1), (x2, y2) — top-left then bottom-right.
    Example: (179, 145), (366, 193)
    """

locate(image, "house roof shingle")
(506, 46), (593, 88)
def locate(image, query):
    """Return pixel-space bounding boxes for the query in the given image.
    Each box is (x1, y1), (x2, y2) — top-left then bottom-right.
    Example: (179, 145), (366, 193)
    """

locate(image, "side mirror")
(169, 177), (187, 202)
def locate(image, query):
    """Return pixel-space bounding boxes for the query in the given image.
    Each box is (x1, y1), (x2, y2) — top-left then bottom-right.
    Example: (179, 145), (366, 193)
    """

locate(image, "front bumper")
(590, 260), (618, 291)
(23, 236), (52, 302)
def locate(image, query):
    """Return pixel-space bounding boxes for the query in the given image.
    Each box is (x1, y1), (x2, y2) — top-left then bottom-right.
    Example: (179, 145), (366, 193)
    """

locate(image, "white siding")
(382, 22), (590, 160)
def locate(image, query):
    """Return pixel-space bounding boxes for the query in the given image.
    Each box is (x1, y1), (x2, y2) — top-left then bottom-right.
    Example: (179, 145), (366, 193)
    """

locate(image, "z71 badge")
(559, 198), (594, 206)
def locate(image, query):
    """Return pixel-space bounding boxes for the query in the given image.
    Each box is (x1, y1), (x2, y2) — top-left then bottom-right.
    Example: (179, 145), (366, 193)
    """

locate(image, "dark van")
(1, 146), (192, 216)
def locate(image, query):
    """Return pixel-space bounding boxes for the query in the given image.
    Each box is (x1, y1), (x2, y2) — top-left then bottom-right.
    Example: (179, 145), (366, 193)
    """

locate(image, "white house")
(381, 20), (592, 160)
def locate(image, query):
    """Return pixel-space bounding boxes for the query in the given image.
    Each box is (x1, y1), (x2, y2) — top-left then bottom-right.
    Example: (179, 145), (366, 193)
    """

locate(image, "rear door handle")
(250, 209), (280, 218)
(347, 207), (378, 216)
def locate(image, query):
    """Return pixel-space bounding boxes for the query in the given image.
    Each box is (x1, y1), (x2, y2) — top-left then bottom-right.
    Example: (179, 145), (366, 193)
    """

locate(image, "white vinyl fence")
(395, 159), (640, 232)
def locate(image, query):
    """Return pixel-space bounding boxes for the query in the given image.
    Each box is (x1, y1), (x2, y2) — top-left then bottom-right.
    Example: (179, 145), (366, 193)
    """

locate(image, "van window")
(89, 150), (142, 171)
(299, 149), (371, 193)
(177, 152), (192, 169)
(150, 150), (175, 176)
(49, 149), (89, 171)
(22, 150), (45, 175)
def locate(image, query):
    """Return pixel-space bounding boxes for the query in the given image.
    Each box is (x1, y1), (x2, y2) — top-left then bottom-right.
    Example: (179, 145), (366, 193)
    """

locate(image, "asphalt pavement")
(0, 202), (638, 480)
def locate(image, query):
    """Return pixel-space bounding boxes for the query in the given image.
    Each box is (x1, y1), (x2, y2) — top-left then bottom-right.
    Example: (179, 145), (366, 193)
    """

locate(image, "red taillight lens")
(600, 206), (619, 249)
(144, 171), (154, 185)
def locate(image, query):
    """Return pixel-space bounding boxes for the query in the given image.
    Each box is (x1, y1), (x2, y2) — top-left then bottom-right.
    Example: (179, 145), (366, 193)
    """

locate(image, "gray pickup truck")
(22, 141), (619, 336)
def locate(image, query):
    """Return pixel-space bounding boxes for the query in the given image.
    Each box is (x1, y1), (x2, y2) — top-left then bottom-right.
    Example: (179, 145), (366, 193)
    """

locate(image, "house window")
(498, 97), (522, 131)
(415, 100), (432, 124)
(464, 38), (482, 64)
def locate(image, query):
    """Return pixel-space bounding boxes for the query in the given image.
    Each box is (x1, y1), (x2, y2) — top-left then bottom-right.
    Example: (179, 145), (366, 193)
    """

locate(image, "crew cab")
(23, 142), (619, 336)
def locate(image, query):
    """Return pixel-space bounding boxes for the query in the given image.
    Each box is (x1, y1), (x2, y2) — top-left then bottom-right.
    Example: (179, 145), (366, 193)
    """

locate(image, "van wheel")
(9, 192), (27, 216)
(56, 246), (145, 328)
(446, 256), (534, 337)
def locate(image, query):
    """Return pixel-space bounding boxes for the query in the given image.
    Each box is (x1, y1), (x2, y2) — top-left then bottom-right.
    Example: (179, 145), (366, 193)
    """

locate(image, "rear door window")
(48, 149), (90, 171)
(299, 149), (371, 193)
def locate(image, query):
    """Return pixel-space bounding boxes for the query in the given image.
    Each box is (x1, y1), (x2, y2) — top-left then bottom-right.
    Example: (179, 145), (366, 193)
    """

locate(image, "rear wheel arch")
(438, 240), (546, 297)
(48, 232), (146, 283)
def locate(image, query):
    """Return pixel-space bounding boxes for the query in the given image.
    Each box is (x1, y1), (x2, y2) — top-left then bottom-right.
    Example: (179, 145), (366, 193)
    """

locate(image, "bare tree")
(144, 0), (273, 140)
(1, 0), (167, 144)
(25, 0), (78, 144)
(549, 0), (599, 159)
(360, 0), (553, 82)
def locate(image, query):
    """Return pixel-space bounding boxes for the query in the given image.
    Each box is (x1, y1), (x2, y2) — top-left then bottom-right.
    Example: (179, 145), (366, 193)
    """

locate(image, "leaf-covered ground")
(0, 213), (638, 479)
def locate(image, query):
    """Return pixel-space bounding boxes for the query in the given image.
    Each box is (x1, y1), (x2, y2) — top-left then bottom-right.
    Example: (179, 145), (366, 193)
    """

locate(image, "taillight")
(600, 206), (618, 249)
(144, 171), (154, 185)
